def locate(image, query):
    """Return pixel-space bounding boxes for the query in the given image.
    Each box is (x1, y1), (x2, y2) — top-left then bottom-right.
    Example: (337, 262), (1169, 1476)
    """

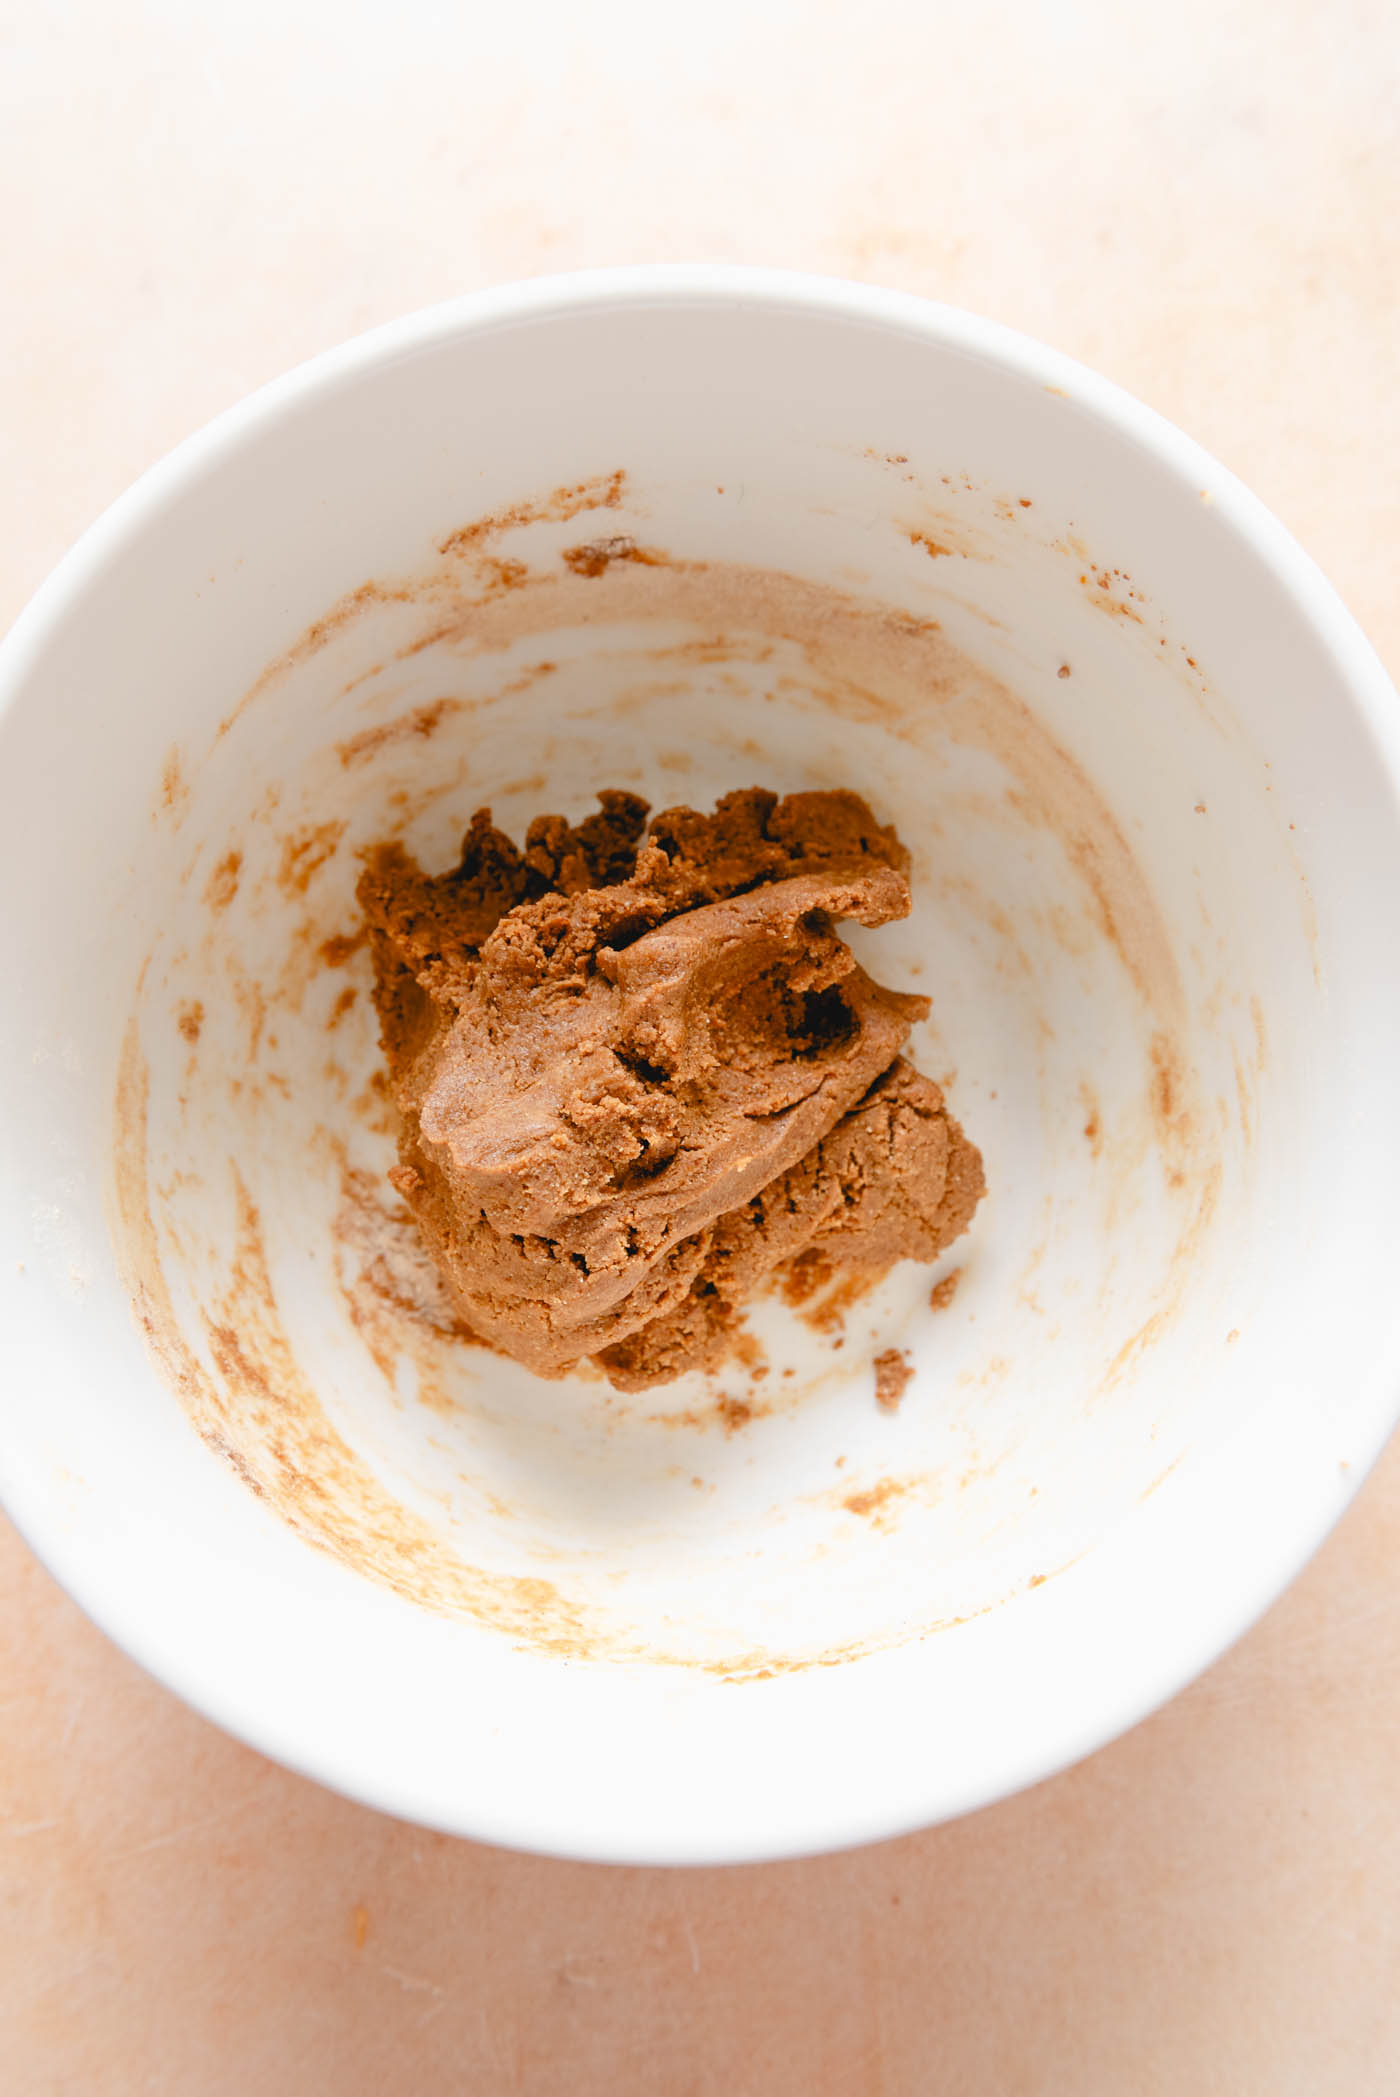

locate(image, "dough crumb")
(929, 1268), (961, 1313)
(873, 1348), (914, 1412)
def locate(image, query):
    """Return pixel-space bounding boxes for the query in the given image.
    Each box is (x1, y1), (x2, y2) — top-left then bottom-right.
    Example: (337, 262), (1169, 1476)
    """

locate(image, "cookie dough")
(357, 788), (984, 1388)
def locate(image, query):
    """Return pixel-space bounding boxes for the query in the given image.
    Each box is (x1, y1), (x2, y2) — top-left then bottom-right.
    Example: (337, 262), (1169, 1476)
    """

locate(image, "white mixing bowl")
(3, 268), (1399, 1863)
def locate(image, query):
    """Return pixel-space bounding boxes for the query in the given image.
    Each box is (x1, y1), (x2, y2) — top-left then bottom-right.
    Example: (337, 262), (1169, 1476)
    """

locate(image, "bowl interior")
(4, 279), (1400, 1860)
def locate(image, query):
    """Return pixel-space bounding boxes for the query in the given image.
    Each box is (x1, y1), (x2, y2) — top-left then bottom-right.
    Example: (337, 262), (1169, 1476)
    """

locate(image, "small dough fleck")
(873, 1348), (914, 1412)
(929, 1268), (961, 1313)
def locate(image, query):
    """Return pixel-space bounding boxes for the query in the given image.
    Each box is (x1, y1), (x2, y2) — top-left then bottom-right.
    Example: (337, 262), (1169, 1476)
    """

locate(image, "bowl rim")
(3, 264), (1400, 1865)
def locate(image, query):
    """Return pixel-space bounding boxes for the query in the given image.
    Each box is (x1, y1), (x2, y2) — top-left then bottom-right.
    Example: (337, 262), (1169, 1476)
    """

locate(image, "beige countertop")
(4, 4), (1400, 2089)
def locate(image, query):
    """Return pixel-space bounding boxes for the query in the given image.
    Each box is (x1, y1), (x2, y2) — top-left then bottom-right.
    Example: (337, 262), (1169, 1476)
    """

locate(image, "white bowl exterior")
(2, 270), (1400, 1862)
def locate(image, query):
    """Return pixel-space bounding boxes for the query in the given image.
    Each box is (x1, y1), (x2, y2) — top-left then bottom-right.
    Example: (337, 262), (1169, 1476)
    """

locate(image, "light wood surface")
(4, 5), (1399, 2089)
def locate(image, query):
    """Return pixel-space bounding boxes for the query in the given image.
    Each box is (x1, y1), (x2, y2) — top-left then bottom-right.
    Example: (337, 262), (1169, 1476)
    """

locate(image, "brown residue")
(438, 469), (627, 557)
(1057, 663), (1071, 679)
(319, 926), (368, 969)
(773, 1247), (878, 1335)
(651, 1392), (771, 1432)
(1061, 828), (1151, 997)
(929, 1269), (961, 1313)
(1233, 1047), (1255, 1146)
(302, 583), (409, 658)
(1149, 1031), (1186, 1133)
(908, 529), (954, 559)
(327, 986), (357, 1028)
(393, 614), (481, 665)
(218, 580), (416, 739)
(873, 1348), (913, 1412)
(482, 556), (531, 593)
(1099, 1310), (1170, 1389)
(730, 1330), (769, 1380)
(331, 1157), (484, 1385)
(113, 1025), (592, 1649)
(1080, 1079), (1103, 1156)
(561, 535), (667, 578)
(278, 820), (347, 897)
(642, 635), (768, 669)
(176, 1000), (204, 1045)
(351, 1904), (370, 1951)
(336, 698), (457, 768)
(808, 1273), (879, 1336)
(235, 973), (268, 1061)
(842, 1476), (908, 1522)
(1085, 588), (1144, 624)
(1096, 1144), (1223, 1401)
(159, 749), (189, 822)
(204, 849), (243, 913)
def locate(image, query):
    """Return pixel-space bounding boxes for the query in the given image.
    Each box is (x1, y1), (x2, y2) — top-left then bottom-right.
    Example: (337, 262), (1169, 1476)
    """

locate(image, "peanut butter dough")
(357, 788), (984, 1389)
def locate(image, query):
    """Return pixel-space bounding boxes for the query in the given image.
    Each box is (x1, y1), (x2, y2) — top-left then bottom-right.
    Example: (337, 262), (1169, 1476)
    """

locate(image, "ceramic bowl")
(3, 269), (1399, 1862)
